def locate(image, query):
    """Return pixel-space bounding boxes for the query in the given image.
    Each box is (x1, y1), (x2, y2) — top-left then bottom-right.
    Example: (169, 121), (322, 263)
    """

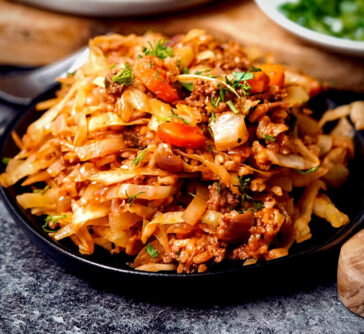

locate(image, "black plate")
(1, 85), (364, 297)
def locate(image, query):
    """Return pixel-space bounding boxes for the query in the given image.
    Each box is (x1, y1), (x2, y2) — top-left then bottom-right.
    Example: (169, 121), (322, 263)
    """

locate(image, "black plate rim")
(1, 84), (363, 279)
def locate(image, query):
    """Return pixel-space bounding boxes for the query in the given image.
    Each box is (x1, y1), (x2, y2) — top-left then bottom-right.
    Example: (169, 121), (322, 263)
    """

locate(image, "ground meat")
(251, 141), (272, 170)
(164, 234), (227, 273)
(256, 115), (289, 139)
(215, 42), (250, 72)
(206, 182), (240, 212)
(105, 73), (125, 96)
(123, 127), (141, 147)
(233, 207), (285, 260)
(217, 211), (254, 243)
(184, 79), (216, 112)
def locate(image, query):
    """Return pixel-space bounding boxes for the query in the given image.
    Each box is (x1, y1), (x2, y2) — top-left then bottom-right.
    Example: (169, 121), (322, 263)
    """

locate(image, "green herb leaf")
(125, 191), (146, 207)
(263, 134), (276, 142)
(171, 110), (190, 125)
(43, 214), (66, 232)
(210, 95), (220, 109)
(133, 150), (147, 167)
(239, 175), (251, 195)
(183, 67), (190, 74)
(181, 82), (194, 92)
(2, 157), (11, 165)
(45, 214), (67, 224)
(33, 185), (50, 195)
(218, 84), (225, 102)
(226, 100), (239, 114)
(249, 66), (262, 72)
(238, 200), (263, 213)
(252, 201), (264, 211)
(156, 68), (166, 84)
(209, 109), (216, 123)
(146, 243), (158, 258)
(42, 222), (58, 233)
(143, 40), (174, 59)
(112, 64), (134, 86)
(298, 166), (319, 175)
(233, 71), (255, 82)
(217, 181), (221, 194)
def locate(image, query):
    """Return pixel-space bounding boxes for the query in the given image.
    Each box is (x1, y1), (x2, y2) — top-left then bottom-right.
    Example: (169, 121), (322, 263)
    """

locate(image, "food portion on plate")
(1, 30), (363, 273)
(279, 0), (364, 42)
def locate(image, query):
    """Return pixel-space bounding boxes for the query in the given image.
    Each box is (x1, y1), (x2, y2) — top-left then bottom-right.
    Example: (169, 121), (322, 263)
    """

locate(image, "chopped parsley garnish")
(125, 191), (146, 206)
(263, 134), (276, 142)
(43, 214), (66, 233)
(42, 222), (57, 233)
(143, 40), (174, 59)
(217, 181), (221, 194)
(2, 157), (10, 165)
(33, 185), (50, 195)
(171, 110), (190, 125)
(231, 71), (254, 96)
(210, 95), (220, 109)
(249, 66), (262, 72)
(67, 71), (75, 77)
(238, 200), (264, 213)
(239, 175), (251, 193)
(207, 144), (213, 152)
(156, 68), (166, 84)
(209, 109), (216, 123)
(112, 64), (134, 86)
(218, 84), (225, 102)
(183, 67), (190, 74)
(298, 166), (319, 174)
(146, 243), (158, 258)
(226, 100), (239, 114)
(45, 214), (67, 224)
(233, 71), (255, 82)
(181, 82), (194, 92)
(133, 150), (147, 166)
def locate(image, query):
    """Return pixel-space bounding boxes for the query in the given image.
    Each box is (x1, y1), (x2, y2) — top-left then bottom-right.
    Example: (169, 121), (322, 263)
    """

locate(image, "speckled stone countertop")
(1, 202), (364, 334)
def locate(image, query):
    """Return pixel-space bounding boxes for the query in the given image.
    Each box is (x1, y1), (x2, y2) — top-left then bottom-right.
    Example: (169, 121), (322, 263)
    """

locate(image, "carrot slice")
(247, 71), (270, 93)
(157, 122), (206, 148)
(259, 64), (285, 88)
(134, 56), (179, 103)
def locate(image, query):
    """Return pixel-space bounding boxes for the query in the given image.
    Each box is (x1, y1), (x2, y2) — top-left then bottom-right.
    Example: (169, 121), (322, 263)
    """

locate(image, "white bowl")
(13, 0), (213, 17)
(255, 0), (364, 57)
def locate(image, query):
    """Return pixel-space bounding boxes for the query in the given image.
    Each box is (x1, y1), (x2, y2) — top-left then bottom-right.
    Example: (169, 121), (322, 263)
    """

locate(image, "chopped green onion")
(33, 185), (50, 195)
(133, 150), (147, 166)
(226, 100), (239, 114)
(298, 166), (319, 174)
(125, 191), (146, 207)
(263, 134), (276, 142)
